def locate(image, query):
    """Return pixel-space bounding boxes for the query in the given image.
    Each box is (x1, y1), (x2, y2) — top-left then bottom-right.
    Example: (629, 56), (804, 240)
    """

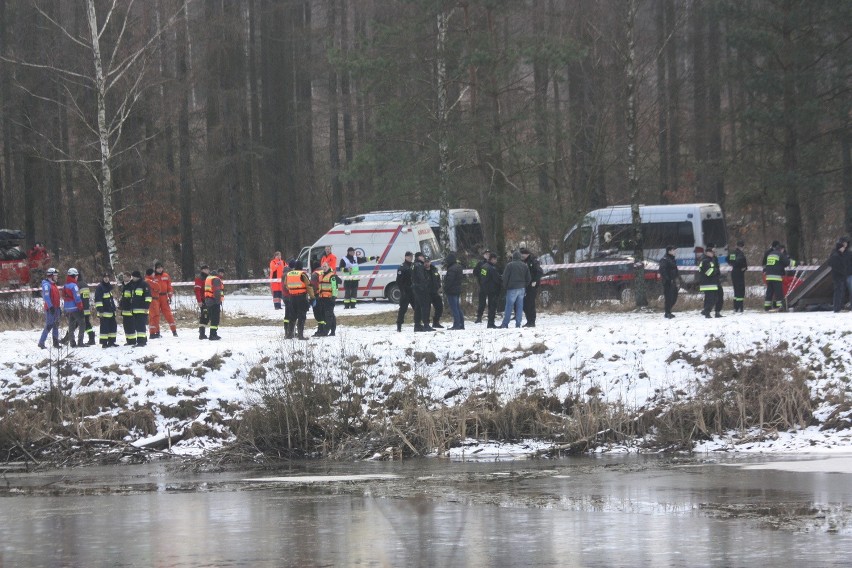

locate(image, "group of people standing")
(658, 239), (797, 318)
(37, 262), (226, 350)
(392, 247), (544, 332)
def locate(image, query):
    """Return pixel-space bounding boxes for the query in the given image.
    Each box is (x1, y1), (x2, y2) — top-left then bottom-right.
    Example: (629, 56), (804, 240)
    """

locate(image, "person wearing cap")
(61, 268), (86, 347)
(829, 239), (849, 312)
(194, 265), (211, 339)
(412, 252), (435, 331)
(698, 246), (722, 318)
(395, 251), (417, 332)
(474, 249), (491, 324)
(37, 267), (61, 349)
(659, 245), (680, 319)
(520, 247), (543, 327)
(728, 240), (748, 313)
(119, 271), (136, 345)
(154, 262), (177, 336)
(204, 268), (226, 340)
(94, 273), (118, 347)
(339, 247), (371, 309)
(314, 261), (340, 336)
(77, 271), (97, 346)
(130, 270), (152, 346)
(762, 241), (788, 311)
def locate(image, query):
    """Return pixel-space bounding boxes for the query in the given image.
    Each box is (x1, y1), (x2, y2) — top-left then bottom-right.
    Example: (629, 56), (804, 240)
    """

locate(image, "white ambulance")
(297, 220), (442, 302)
(339, 209), (484, 254)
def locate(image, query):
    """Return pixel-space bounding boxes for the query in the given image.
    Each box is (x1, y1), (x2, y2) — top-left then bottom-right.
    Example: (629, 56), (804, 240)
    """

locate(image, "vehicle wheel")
(537, 286), (553, 309)
(619, 286), (634, 305)
(385, 283), (401, 303)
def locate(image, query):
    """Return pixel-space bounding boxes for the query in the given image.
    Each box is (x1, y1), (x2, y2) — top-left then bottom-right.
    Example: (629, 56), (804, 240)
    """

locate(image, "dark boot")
(396, 323), (402, 332)
(52, 338), (61, 348)
(199, 327), (207, 340)
(172, 329), (178, 337)
(297, 321), (307, 340)
(86, 332), (96, 345)
(209, 330), (220, 341)
(432, 319), (444, 329)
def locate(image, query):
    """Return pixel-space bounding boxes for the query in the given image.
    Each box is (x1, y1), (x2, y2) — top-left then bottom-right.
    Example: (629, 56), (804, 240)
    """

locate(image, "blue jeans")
(500, 288), (525, 328)
(447, 295), (463, 329)
(39, 308), (60, 346)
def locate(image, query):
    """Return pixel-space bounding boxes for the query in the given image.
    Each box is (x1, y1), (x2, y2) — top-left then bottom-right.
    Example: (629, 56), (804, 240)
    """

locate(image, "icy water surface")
(2, 454), (851, 567)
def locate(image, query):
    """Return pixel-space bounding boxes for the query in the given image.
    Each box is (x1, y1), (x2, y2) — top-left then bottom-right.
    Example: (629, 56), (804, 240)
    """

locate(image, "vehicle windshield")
(702, 218), (727, 249)
(454, 223), (485, 253)
(420, 238), (441, 260)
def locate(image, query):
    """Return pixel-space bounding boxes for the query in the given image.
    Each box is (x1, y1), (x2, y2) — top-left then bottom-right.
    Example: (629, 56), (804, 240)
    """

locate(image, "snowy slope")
(3, 293), (852, 458)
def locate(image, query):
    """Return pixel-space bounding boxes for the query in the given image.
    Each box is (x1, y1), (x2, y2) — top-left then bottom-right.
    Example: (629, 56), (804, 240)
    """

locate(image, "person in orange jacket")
(269, 251), (285, 310)
(154, 261), (177, 336)
(145, 268), (161, 338)
(320, 246), (337, 274)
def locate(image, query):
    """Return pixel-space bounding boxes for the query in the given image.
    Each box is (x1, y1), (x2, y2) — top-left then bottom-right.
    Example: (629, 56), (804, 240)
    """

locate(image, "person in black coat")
(658, 245), (680, 319)
(425, 257), (444, 328)
(411, 253), (434, 332)
(829, 239), (849, 312)
(728, 240), (748, 313)
(443, 253), (464, 329)
(395, 251), (417, 332)
(520, 248), (544, 327)
(480, 253), (502, 328)
(473, 249), (491, 323)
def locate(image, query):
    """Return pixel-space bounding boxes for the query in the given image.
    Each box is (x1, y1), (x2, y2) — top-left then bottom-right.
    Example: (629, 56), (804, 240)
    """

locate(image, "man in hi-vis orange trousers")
(145, 268), (161, 338)
(154, 261), (178, 336)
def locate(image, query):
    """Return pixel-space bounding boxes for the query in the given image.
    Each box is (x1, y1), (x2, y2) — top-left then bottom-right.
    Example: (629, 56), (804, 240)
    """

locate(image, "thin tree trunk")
(86, 0), (120, 273)
(656, 0), (669, 203)
(532, 0), (551, 249)
(691, 0), (708, 201)
(626, 0), (646, 307)
(707, 4), (724, 208)
(665, 0), (680, 197)
(177, 0), (194, 280)
(436, 7), (452, 253)
(327, 0), (342, 220)
(339, 0), (355, 211)
(843, 128), (852, 236)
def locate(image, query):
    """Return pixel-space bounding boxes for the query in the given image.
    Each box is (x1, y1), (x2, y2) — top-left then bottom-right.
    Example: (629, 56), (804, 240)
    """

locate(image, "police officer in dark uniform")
(412, 252), (434, 332)
(395, 251), (417, 332)
(425, 256), (444, 328)
(658, 245), (680, 318)
(829, 239), (849, 312)
(728, 240), (748, 313)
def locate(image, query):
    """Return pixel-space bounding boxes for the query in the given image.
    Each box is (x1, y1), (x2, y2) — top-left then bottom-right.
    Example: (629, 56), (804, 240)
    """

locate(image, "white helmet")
(46, 267), (58, 275)
(67, 267), (79, 276)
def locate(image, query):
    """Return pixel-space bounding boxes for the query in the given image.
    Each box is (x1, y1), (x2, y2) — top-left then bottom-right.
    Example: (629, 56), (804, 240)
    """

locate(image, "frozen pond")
(2, 454), (852, 567)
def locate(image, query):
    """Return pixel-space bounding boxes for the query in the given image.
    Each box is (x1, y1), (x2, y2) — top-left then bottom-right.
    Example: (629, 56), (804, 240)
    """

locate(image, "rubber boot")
(432, 318), (443, 329)
(199, 326), (207, 340)
(297, 321), (307, 340)
(209, 330), (220, 341)
(52, 338), (61, 348)
(86, 332), (96, 345)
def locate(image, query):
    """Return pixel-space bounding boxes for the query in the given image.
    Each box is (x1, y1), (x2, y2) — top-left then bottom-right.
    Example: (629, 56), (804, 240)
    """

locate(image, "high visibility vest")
(341, 255), (359, 275)
(286, 270), (307, 294)
(318, 271), (337, 298)
(204, 275), (223, 300)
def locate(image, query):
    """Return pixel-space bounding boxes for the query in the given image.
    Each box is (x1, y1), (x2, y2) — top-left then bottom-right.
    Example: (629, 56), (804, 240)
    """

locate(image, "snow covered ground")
(3, 291), (852, 459)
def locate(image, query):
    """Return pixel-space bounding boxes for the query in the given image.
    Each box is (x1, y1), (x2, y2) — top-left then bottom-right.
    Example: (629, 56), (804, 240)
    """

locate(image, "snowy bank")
(2, 295), (852, 461)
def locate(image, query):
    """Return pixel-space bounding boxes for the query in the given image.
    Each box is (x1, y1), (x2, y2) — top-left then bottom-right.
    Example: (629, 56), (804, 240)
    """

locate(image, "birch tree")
(6, 0), (183, 273)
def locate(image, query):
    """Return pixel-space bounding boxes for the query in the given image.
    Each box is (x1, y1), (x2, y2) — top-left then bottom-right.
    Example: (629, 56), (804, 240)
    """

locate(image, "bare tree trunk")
(691, 0), (708, 201)
(339, 0), (355, 211)
(626, 0), (646, 308)
(177, 0), (194, 280)
(655, 0), (669, 203)
(781, 10), (802, 259)
(843, 127), (852, 236)
(532, 0), (551, 250)
(86, 0), (120, 272)
(436, 7), (452, 253)
(665, 0), (680, 197)
(327, 0), (342, 220)
(707, 5), (724, 208)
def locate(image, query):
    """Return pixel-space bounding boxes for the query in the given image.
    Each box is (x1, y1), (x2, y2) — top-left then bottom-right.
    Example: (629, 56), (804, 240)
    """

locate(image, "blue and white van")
(562, 203), (729, 281)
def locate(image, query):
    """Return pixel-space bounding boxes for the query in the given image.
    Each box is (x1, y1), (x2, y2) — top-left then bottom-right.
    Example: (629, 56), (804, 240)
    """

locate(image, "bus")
(562, 203), (729, 282)
(339, 209), (484, 254)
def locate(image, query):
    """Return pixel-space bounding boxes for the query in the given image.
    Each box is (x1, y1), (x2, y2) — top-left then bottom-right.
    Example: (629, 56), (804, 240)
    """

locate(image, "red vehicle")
(538, 254), (662, 306)
(0, 230), (50, 290)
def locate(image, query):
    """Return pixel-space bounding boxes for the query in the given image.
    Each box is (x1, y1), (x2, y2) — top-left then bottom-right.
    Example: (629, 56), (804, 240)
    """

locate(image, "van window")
(454, 223), (485, 252)
(701, 218), (727, 248)
(420, 238), (440, 259)
(642, 222), (695, 248)
(566, 226), (593, 249)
